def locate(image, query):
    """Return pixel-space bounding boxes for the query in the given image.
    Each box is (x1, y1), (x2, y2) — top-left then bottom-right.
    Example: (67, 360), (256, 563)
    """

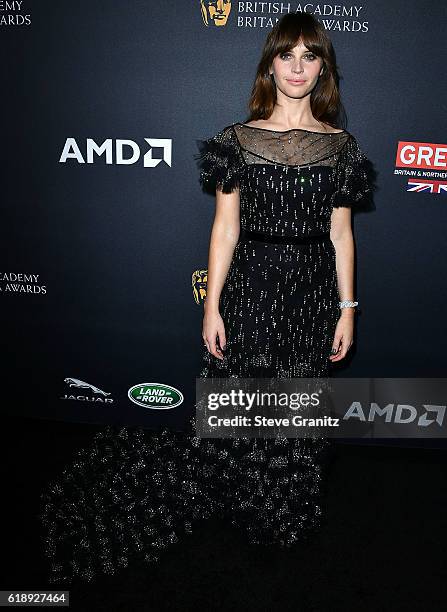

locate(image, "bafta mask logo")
(200, 0), (231, 27)
(192, 269), (208, 304)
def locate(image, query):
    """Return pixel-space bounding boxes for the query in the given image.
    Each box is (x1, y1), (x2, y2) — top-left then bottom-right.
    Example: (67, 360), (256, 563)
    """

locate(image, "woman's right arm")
(202, 187), (240, 360)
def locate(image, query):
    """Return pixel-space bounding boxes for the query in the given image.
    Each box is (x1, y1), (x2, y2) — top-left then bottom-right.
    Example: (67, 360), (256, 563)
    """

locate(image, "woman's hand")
(329, 311), (355, 362)
(202, 305), (226, 361)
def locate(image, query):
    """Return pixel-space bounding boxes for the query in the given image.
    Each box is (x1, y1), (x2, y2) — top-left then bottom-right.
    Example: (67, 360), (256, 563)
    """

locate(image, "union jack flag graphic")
(407, 179), (447, 194)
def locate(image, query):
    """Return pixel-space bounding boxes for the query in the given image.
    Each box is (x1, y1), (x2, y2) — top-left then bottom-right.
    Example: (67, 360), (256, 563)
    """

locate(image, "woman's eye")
(280, 52), (316, 61)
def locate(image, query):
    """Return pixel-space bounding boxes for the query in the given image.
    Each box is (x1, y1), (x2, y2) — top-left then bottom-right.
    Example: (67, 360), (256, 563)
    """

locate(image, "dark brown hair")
(245, 12), (346, 130)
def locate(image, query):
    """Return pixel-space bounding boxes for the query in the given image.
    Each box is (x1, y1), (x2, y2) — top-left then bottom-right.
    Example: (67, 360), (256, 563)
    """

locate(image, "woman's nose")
(291, 62), (304, 73)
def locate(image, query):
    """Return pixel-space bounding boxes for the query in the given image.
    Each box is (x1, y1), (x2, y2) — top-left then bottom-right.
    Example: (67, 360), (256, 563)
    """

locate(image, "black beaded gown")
(40, 122), (373, 583)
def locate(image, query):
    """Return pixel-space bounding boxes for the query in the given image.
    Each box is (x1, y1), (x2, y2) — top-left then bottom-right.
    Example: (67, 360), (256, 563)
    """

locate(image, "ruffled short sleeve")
(194, 125), (245, 195)
(331, 134), (373, 208)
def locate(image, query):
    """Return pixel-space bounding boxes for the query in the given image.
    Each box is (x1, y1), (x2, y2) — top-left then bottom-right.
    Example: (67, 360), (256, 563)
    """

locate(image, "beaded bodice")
(195, 122), (372, 238)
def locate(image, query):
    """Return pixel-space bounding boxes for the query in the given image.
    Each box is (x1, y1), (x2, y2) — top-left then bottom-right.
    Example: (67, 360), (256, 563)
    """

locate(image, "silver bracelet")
(339, 300), (358, 309)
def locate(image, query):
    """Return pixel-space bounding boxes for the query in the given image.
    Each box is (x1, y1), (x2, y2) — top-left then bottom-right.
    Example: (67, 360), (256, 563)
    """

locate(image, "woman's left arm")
(329, 207), (356, 362)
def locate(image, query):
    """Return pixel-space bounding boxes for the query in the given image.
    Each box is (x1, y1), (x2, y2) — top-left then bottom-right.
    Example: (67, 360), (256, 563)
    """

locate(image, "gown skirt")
(39, 231), (338, 584)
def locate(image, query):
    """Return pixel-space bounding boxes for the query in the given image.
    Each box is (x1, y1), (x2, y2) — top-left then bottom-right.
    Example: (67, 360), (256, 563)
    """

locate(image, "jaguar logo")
(64, 377), (111, 396)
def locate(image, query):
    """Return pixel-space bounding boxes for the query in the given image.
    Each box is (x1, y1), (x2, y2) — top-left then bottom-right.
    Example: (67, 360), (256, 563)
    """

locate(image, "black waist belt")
(240, 228), (331, 245)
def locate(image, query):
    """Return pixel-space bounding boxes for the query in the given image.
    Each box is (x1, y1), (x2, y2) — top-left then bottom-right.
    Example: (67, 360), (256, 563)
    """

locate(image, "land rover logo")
(128, 383), (183, 410)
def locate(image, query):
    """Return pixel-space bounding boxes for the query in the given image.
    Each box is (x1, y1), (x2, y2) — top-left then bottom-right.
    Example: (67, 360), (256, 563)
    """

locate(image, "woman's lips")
(287, 79), (306, 84)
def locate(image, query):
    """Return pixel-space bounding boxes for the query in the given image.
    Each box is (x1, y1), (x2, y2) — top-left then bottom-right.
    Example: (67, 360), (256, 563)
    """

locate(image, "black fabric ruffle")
(194, 125), (246, 195)
(39, 417), (226, 583)
(331, 135), (374, 209)
(39, 415), (331, 584)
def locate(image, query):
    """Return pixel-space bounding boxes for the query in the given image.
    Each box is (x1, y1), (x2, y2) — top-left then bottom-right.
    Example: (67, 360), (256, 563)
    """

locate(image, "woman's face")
(270, 40), (324, 98)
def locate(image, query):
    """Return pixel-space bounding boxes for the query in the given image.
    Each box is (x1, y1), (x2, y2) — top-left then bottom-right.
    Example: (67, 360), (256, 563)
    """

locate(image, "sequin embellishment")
(39, 122), (373, 584)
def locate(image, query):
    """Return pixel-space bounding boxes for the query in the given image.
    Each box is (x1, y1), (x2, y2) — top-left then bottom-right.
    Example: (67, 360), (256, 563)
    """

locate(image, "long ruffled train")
(39, 411), (332, 583)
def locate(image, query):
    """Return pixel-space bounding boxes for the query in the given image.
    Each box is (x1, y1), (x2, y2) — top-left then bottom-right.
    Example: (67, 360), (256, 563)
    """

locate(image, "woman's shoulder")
(195, 123), (246, 195)
(206, 123), (239, 142)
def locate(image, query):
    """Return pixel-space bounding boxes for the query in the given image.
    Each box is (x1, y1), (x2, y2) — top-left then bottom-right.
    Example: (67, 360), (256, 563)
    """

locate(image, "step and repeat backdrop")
(1, 1), (446, 445)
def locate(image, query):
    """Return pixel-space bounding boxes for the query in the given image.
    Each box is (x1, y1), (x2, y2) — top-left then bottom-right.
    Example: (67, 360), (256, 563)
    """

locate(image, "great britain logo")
(394, 140), (447, 195)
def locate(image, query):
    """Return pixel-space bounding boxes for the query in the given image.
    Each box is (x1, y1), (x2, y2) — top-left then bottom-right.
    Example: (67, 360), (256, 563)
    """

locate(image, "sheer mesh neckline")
(231, 122), (351, 169)
(237, 122), (346, 135)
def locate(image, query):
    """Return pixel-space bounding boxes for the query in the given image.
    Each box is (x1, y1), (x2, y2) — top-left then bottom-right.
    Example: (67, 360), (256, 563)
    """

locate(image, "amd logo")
(59, 138), (172, 167)
(344, 402), (446, 426)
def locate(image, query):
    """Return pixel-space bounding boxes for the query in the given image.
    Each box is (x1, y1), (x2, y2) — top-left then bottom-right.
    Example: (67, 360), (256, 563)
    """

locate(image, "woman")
(40, 12), (373, 583)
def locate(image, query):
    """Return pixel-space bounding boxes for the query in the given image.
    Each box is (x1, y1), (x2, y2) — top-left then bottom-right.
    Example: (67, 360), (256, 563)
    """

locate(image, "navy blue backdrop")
(1, 1), (446, 442)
